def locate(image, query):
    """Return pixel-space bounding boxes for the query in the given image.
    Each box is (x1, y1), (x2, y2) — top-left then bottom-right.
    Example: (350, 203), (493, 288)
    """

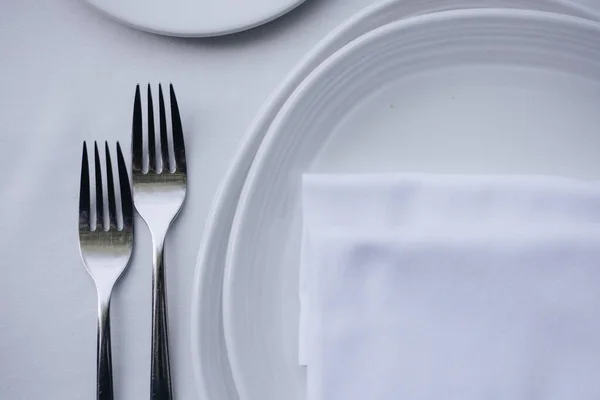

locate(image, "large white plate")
(223, 8), (600, 400)
(190, 1), (600, 399)
(85, 0), (304, 37)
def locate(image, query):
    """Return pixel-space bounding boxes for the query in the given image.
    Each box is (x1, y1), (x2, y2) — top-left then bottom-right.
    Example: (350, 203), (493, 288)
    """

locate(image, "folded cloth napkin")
(300, 174), (600, 365)
(306, 229), (600, 400)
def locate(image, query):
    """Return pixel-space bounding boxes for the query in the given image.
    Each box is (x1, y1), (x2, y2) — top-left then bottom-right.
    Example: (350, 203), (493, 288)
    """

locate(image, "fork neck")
(96, 285), (113, 307)
(151, 229), (167, 252)
(150, 231), (168, 275)
(95, 287), (114, 400)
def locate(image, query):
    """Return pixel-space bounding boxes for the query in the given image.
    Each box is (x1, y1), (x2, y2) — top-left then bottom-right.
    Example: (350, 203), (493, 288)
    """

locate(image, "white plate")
(190, 1), (600, 399)
(223, 8), (600, 400)
(85, 0), (305, 37)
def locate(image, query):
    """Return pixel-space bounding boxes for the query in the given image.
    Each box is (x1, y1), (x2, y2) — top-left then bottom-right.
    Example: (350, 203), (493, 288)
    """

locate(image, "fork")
(132, 84), (187, 400)
(79, 141), (134, 400)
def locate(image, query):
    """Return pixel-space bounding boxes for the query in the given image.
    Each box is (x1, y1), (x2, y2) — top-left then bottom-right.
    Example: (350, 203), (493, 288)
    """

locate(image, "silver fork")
(78, 141), (134, 400)
(132, 84), (187, 400)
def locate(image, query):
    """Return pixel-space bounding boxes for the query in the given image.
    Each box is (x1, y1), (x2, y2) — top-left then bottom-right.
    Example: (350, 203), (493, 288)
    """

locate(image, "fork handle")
(97, 294), (114, 400)
(151, 238), (173, 400)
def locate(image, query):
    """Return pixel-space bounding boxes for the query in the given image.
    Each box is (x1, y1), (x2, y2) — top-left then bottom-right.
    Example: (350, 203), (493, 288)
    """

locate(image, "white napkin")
(300, 174), (600, 365)
(306, 229), (600, 400)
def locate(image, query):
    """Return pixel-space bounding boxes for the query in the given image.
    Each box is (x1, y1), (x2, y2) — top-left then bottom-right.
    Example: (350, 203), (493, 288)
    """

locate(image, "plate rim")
(190, 1), (600, 399)
(84, 0), (306, 37)
(223, 7), (600, 400)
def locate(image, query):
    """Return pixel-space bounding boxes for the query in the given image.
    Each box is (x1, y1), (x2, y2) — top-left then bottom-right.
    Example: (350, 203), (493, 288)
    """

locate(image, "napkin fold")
(305, 229), (600, 400)
(300, 174), (600, 365)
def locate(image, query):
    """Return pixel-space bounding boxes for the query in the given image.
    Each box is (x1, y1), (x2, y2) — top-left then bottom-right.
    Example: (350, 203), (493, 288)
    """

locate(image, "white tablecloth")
(0, 0), (375, 398)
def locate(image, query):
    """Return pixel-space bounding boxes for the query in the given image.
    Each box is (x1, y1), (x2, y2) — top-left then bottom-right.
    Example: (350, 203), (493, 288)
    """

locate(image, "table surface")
(0, 0), (375, 398)
(2, 0), (600, 399)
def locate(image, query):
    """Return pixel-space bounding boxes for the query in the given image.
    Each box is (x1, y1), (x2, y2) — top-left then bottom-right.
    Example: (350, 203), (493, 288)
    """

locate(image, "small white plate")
(85, 0), (305, 37)
(190, 1), (600, 399)
(224, 9), (600, 400)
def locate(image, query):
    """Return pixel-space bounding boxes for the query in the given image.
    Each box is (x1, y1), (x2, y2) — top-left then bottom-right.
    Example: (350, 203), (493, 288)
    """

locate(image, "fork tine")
(158, 84), (170, 172)
(132, 84), (144, 173)
(169, 84), (186, 173)
(105, 142), (118, 229)
(79, 142), (91, 228)
(94, 142), (104, 230)
(147, 84), (157, 172)
(117, 142), (133, 231)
